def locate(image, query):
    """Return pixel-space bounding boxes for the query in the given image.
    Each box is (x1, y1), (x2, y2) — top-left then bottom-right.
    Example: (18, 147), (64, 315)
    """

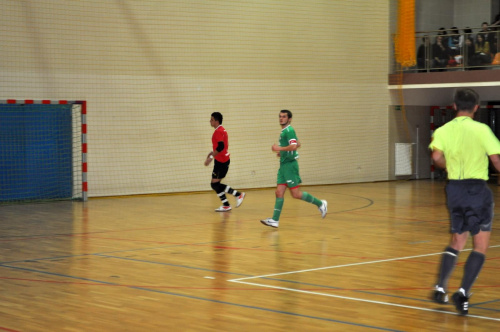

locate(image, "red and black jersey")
(212, 125), (230, 163)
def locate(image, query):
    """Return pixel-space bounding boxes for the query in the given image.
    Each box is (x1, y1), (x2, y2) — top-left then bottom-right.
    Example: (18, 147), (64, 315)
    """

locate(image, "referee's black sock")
(460, 251), (485, 294)
(437, 246), (459, 289)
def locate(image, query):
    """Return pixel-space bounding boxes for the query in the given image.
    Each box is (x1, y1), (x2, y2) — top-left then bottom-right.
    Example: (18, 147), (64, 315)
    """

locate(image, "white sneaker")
(236, 192), (246, 208)
(215, 205), (232, 212)
(319, 200), (327, 218)
(260, 218), (279, 228)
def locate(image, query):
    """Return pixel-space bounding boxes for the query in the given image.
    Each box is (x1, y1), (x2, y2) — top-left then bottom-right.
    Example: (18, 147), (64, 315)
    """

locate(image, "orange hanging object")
(395, 0), (416, 68)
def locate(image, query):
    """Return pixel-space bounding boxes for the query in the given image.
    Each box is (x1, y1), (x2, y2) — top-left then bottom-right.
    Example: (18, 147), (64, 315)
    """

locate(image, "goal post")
(0, 99), (87, 203)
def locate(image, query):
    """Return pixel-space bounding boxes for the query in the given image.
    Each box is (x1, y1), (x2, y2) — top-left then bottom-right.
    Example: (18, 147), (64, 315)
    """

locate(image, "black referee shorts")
(446, 179), (493, 235)
(212, 159), (230, 180)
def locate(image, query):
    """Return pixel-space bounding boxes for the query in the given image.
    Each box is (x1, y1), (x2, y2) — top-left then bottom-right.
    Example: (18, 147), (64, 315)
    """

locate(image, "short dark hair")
(280, 109), (292, 118)
(454, 88), (479, 112)
(211, 112), (223, 124)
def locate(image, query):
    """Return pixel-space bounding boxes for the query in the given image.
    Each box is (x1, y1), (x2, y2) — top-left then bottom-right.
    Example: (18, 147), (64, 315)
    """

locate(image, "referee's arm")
(431, 148), (446, 169)
(489, 154), (500, 172)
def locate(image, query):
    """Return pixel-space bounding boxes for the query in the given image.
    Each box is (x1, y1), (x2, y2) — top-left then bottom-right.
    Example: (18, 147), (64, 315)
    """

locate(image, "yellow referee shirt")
(429, 116), (500, 180)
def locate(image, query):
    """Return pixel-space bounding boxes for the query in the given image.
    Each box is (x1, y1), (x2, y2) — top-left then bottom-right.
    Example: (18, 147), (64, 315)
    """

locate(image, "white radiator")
(395, 143), (413, 176)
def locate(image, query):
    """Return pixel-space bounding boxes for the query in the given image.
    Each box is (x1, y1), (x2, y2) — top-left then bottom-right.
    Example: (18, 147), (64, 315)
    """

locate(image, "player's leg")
(214, 160), (246, 207)
(218, 184), (245, 208)
(292, 187), (320, 206)
(285, 160), (327, 218)
(218, 184), (245, 207)
(260, 168), (286, 228)
(211, 161), (231, 212)
(272, 184), (287, 219)
(261, 184), (286, 228)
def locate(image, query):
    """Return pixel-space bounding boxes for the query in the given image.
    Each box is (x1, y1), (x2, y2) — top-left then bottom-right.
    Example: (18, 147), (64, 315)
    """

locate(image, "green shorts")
(277, 160), (302, 188)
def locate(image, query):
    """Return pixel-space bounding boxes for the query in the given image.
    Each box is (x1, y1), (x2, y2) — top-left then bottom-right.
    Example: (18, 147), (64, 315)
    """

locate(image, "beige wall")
(1, 0), (391, 197)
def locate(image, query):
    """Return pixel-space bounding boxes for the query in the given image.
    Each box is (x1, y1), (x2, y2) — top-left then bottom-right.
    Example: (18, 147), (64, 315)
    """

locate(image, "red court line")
(0, 327), (21, 332)
(84, 234), (395, 260)
(0, 217), (260, 243)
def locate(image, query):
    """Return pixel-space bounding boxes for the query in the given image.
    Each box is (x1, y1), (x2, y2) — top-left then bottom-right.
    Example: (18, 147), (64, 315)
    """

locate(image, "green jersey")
(429, 116), (500, 180)
(279, 125), (299, 164)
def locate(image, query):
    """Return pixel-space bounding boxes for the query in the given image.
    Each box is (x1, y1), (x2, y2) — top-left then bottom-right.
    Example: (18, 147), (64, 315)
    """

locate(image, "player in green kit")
(260, 110), (327, 228)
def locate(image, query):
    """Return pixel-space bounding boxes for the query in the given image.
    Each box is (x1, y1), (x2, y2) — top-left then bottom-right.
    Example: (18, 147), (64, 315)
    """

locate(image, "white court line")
(230, 251), (443, 282)
(230, 279), (500, 322)
(230, 245), (500, 282)
(228, 245), (500, 322)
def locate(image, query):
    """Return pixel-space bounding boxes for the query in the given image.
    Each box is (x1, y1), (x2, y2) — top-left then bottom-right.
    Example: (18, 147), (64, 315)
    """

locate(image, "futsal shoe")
(319, 200), (328, 218)
(432, 286), (448, 304)
(236, 193), (246, 208)
(452, 289), (469, 315)
(215, 205), (232, 212)
(260, 218), (279, 228)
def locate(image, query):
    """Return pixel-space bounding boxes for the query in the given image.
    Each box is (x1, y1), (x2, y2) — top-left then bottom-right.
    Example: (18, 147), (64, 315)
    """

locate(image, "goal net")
(0, 100), (87, 203)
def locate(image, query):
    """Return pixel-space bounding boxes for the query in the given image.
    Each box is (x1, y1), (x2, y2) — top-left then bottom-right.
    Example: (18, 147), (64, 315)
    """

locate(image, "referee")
(429, 88), (500, 315)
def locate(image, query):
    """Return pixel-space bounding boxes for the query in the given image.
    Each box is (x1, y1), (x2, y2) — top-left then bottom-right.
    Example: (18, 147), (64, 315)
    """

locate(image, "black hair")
(280, 109), (292, 118)
(211, 112), (223, 124)
(454, 88), (479, 112)
(476, 33), (485, 47)
(463, 27), (472, 34)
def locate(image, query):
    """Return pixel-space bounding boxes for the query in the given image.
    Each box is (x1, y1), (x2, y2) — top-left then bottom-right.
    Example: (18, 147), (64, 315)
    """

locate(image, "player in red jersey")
(204, 112), (245, 212)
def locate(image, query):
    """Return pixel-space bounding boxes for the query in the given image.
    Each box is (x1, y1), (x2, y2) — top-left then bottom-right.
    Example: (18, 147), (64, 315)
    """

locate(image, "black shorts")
(212, 159), (230, 180)
(446, 180), (493, 235)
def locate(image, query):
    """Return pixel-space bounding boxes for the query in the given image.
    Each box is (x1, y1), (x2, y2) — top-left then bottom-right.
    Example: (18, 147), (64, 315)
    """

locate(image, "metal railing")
(399, 27), (500, 73)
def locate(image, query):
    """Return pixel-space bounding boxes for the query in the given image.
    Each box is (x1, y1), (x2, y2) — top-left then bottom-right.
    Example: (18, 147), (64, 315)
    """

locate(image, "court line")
(230, 245), (500, 282)
(0, 264), (402, 332)
(0, 327), (21, 332)
(229, 279), (500, 322)
(229, 251), (445, 281)
(229, 246), (500, 322)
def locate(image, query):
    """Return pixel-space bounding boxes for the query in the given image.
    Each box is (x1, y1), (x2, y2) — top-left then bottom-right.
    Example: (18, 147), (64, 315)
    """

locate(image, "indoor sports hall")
(1, 1), (500, 331)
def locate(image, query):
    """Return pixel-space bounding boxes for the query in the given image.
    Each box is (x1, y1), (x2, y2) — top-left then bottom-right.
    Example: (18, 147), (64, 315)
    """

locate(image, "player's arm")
(204, 141), (224, 166)
(431, 148), (446, 169)
(272, 138), (299, 152)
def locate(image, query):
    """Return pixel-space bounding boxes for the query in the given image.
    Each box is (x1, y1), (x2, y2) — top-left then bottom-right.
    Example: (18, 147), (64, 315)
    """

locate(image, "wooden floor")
(1, 180), (500, 331)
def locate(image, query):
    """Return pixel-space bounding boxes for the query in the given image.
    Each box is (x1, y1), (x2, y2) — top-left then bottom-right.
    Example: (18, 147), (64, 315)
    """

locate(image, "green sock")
(301, 192), (322, 207)
(272, 197), (284, 221)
